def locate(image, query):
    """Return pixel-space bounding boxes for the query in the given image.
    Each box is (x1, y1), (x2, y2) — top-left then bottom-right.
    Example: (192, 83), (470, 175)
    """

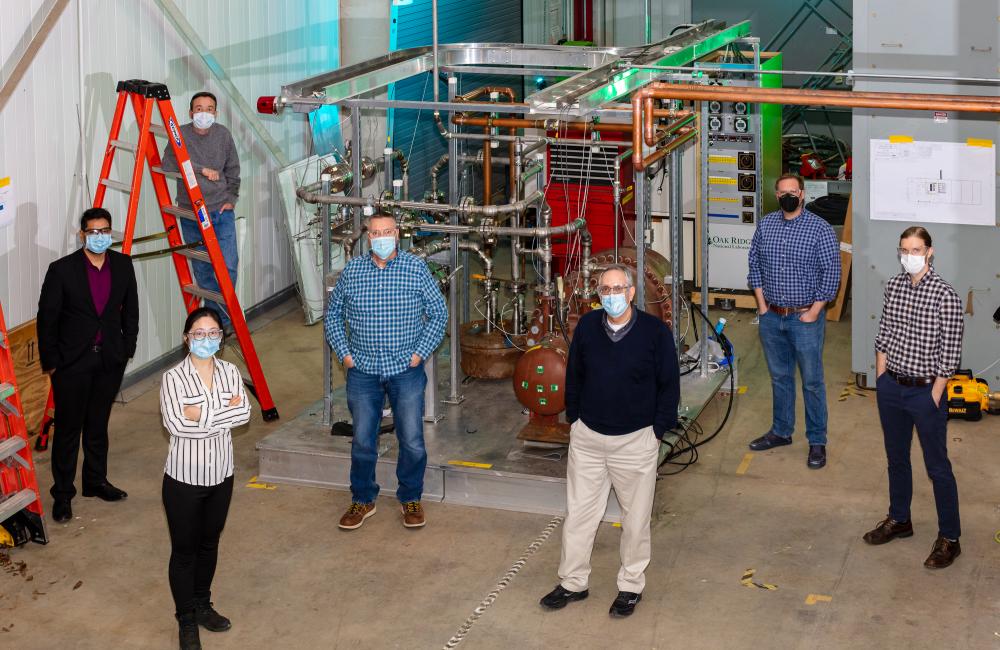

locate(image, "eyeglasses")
(369, 228), (397, 238)
(597, 284), (631, 296)
(897, 247), (928, 256)
(187, 328), (223, 341)
(778, 191), (801, 198)
(84, 227), (112, 236)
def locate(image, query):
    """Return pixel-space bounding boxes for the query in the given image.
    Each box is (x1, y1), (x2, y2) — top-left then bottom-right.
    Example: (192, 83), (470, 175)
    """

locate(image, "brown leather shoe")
(862, 516), (914, 545)
(924, 536), (961, 569)
(401, 501), (426, 528)
(338, 502), (376, 530)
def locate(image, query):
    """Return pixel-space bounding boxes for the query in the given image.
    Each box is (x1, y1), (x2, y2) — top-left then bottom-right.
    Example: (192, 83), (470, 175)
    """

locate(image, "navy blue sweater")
(565, 308), (680, 438)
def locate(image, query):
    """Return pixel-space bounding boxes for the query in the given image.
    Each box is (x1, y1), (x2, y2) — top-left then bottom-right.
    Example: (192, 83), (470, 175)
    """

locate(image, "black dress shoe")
(194, 597), (231, 632)
(540, 585), (589, 610)
(82, 482), (128, 501)
(862, 516), (914, 545)
(924, 536), (961, 569)
(609, 591), (642, 618)
(807, 445), (827, 469)
(748, 432), (792, 451)
(52, 500), (73, 523)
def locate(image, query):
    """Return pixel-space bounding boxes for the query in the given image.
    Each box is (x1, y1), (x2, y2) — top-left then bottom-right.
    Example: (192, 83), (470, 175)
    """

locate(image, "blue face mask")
(371, 236), (396, 260)
(85, 233), (113, 254)
(601, 293), (630, 318)
(189, 338), (220, 359)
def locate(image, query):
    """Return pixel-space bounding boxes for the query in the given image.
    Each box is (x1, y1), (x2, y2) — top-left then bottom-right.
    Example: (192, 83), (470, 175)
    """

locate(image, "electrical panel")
(697, 51), (783, 291)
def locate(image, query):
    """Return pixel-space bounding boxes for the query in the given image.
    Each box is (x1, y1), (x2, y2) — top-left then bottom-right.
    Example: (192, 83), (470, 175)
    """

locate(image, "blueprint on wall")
(869, 138), (997, 227)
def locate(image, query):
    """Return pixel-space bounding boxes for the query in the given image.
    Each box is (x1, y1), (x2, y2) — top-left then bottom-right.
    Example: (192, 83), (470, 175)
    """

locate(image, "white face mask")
(900, 253), (926, 275)
(192, 111), (215, 130)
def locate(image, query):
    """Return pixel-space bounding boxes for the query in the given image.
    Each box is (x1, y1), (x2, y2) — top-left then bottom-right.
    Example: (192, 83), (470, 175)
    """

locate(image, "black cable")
(658, 302), (736, 474)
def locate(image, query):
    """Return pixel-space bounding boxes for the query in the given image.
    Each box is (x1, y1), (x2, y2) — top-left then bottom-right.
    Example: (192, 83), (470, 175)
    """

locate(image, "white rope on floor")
(443, 515), (564, 649)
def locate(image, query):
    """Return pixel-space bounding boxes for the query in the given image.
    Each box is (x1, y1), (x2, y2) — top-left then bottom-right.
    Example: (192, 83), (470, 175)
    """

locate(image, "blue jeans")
(758, 309), (828, 445)
(876, 373), (960, 539)
(179, 209), (239, 326)
(345, 364), (427, 503)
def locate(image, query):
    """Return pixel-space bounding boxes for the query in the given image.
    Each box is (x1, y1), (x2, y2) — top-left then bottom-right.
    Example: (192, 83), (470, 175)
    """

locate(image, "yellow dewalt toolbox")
(946, 370), (993, 421)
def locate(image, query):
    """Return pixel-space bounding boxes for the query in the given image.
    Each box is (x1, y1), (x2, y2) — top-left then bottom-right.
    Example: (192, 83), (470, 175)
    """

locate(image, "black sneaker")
(748, 432), (793, 451)
(807, 445), (827, 469)
(176, 610), (202, 650)
(539, 585), (589, 610)
(609, 591), (642, 618)
(194, 597), (231, 632)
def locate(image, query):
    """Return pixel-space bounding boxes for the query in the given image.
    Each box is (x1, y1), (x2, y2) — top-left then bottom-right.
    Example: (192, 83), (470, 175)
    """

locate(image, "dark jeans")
(758, 308), (828, 445)
(50, 348), (125, 501)
(179, 208), (238, 326)
(162, 473), (234, 614)
(346, 364), (427, 503)
(876, 373), (960, 539)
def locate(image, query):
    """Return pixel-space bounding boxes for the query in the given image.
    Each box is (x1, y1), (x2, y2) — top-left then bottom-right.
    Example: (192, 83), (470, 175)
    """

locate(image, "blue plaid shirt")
(325, 251), (448, 377)
(747, 209), (841, 307)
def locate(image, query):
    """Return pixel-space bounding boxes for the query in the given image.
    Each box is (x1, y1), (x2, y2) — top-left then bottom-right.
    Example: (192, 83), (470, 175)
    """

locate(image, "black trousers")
(162, 473), (234, 614)
(50, 348), (125, 501)
(876, 373), (961, 539)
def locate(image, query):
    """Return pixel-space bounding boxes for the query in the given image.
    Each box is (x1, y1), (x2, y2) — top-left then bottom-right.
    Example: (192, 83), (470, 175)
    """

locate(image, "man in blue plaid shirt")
(746, 173), (840, 469)
(325, 213), (447, 530)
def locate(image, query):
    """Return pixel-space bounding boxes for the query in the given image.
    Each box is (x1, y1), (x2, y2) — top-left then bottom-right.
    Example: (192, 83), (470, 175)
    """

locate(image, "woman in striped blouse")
(159, 307), (251, 650)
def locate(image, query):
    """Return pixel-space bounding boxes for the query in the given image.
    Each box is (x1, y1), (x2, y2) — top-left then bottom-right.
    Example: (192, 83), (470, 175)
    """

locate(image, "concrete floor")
(3, 298), (1000, 650)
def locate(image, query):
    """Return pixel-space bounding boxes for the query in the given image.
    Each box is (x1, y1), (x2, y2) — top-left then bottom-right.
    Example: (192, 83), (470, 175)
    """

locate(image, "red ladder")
(0, 300), (48, 545)
(95, 79), (278, 420)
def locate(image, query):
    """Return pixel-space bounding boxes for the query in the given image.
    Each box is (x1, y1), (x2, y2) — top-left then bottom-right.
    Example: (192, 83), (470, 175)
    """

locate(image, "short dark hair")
(190, 91), (217, 111)
(183, 307), (226, 350)
(80, 207), (112, 231)
(774, 173), (805, 191)
(900, 226), (932, 248)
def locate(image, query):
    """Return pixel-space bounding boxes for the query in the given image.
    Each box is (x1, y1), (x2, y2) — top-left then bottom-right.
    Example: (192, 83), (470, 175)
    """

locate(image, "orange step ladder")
(95, 79), (278, 420)
(0, 300), (48, 546)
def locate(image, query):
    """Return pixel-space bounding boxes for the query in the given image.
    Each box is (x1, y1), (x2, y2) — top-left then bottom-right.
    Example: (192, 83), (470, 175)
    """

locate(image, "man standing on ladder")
(161, 91), (241, 328)
(37, 208), (139, 523)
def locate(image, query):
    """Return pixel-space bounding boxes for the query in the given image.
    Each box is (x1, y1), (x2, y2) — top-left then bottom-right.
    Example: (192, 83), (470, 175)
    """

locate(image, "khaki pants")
(558, 419), (660, 594)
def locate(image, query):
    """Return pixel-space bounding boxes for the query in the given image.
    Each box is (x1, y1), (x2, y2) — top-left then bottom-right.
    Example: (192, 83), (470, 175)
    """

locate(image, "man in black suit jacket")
(37, 207), (139, 523)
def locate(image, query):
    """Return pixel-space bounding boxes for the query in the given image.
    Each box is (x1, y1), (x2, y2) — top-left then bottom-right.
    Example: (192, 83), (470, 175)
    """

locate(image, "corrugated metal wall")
(0, 0), (337, 373)
(389, 0), (523, 202)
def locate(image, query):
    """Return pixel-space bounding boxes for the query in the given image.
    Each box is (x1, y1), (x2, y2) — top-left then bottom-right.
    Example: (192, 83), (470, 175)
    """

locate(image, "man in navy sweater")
(540, 264), (680, 618)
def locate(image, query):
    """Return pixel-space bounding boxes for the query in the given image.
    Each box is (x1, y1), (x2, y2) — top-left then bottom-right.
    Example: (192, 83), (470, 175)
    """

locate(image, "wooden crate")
(9, 320), (50, 435)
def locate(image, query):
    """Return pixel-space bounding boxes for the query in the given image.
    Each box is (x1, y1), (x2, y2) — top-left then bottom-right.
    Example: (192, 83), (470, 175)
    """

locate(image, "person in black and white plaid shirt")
(863, 226), (964, 570)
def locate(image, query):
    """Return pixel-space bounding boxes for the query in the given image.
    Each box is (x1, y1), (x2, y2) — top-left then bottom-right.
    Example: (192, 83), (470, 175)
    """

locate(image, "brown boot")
(862, 516), (913, 545)
(924, 536), (961, 569)
(338, 502), (376, 530)
(401, 501), (426, 528)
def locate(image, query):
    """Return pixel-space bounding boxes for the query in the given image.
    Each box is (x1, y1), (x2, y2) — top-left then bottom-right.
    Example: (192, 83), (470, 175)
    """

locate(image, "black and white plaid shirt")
(874, 268), (964, 378)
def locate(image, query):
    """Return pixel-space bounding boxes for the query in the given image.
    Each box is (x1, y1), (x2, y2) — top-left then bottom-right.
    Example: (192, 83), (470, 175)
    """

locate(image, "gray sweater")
(161, 122), (240, 213)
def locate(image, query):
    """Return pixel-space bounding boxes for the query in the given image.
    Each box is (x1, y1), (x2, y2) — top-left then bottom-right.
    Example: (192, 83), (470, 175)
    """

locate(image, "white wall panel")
(0, 0), (339, 374)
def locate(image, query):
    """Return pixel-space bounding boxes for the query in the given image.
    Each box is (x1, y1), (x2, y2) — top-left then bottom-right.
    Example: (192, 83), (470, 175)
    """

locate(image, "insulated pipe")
(432, 0), (439, 103)
(401, 217), (587, 239)
(483, 124), (492, 205)
(632, 82), (1000, 169)
(429, 153), (448, 200)
(296, 187), (547, 219)
(580, 229), (593, 298)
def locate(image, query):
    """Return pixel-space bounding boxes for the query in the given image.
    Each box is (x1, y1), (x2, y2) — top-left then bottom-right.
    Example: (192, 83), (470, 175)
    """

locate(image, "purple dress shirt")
(85, 255), (111, 344)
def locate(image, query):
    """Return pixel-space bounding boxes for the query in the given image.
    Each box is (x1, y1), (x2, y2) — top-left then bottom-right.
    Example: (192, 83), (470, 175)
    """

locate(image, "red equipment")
(545, 130), (636, 273)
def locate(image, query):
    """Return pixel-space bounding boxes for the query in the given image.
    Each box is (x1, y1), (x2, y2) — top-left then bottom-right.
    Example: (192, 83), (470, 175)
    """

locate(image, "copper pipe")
(641, 127), (699, 170)
(457, 86), (517, 103)
(632, 83), (1000, 169)
(453, 114), (691, 134)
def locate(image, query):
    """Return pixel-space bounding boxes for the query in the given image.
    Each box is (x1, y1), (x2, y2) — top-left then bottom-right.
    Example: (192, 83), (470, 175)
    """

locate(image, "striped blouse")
(159, 355), (252, 486)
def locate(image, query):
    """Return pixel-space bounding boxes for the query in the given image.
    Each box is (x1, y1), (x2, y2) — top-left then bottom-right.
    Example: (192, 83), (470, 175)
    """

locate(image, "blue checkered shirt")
(747, 209), (841, 307)
(324, 251), (448, 377)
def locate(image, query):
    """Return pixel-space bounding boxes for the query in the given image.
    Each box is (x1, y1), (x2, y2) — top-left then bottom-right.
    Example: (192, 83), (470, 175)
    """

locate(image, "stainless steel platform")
(256, 359), (730, 519)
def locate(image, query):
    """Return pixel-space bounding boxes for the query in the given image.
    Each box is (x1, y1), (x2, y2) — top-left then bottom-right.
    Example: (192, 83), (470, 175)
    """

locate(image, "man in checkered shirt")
(863, 226), (964, 569)
(746, 173), (841, 469)
(325, 213), (448, 531)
